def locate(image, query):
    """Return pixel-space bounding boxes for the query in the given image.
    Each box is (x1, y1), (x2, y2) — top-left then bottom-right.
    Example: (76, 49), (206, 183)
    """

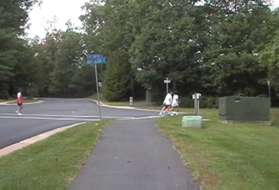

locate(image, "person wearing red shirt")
(16, 91), (24, 115)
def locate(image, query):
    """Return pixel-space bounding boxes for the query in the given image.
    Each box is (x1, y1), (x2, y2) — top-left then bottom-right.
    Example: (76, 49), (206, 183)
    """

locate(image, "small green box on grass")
(182, 116), (202, 128)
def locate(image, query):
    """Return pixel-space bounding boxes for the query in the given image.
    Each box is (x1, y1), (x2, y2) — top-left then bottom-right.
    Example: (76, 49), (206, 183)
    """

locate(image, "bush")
(179, 96), (194, 107)
(200, 96), (218, 108)
(179, 96), (218, 108)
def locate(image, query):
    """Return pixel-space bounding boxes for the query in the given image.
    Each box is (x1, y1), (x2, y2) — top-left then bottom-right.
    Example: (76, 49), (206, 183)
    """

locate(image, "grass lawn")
(0, 99), (12, 103)
(102, 100), (131, 107)
(5, 98), (41, 104)
(0, 122), (106, 190)
(159, 108), (279, 190)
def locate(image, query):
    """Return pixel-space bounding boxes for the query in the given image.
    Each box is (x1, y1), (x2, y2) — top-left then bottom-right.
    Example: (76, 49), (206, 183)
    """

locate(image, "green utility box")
(182, 116), (202, 128)
(219, 96), (270, 122)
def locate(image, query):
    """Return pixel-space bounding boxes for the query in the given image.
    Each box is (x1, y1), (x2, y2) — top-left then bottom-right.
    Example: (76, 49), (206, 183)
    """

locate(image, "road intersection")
(0, 98), (199, 190)
(0, 98), (158, 149)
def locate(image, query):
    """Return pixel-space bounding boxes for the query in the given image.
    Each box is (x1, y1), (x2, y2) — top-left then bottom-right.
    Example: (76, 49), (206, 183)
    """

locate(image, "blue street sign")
(87, 54), (108, 65)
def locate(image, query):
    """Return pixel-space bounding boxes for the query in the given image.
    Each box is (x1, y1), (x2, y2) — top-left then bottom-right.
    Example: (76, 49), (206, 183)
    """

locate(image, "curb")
(0, 100), (44, 106)
(0, 100), (15, 105)
(87, 99), (189, 115)
(0, 122), (86, 158)
(87, 99), (160, 112)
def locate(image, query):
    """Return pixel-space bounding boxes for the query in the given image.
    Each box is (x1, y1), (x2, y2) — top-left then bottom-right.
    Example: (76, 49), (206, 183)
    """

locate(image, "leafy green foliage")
(2, 0), (279, 101)
(103, 51), (130, 100)
(82, 0), (137, 100)
(260, 31), (279, 95)
(0, 0), (36, 98)
(48, 30), (85, 96)
(81, 0), (276, 102)
(129, 0), (209, 95)
(29, 29), (95, 97)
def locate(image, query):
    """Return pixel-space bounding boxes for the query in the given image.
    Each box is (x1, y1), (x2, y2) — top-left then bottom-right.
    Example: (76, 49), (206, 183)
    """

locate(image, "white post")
(129, 96), (133, 106)
(164, 77), (171, 94)
(193, 93), (201, 115)
(166, 79), (169, 94)
(197, 96), (200, 115)
(267, 80), (271, 98)
(194, 94), (198, 115)
(95, 64), (102, 120)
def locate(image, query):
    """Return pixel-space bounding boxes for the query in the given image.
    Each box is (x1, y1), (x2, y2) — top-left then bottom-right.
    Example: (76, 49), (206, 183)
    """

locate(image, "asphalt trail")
(70, 119), (200, 190)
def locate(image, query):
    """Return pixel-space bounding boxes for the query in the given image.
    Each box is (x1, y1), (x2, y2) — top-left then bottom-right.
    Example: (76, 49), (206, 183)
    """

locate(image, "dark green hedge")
(180, 96), (218, 108)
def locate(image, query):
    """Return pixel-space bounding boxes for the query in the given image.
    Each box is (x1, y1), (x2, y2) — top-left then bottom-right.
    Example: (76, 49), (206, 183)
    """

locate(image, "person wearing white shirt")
(160, 92), (173, 115)
(163, 93), (172, 107)
(171, 93), (179, 113)
(172, 94), (179, 107)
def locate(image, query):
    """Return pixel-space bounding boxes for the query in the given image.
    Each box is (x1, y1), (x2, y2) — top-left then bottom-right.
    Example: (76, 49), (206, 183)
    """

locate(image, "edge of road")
(0, 122), (85, 158)
(87, 99), (189, 115)
(87, 99), (161, 112)
(0, 100), (44, 105)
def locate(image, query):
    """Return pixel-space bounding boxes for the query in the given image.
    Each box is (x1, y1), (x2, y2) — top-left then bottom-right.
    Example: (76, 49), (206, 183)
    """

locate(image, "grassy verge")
(159, 109), (279, 190)
(0, 122), (107, 190)
(102, 100), (131, 107)
(5, 98), (41, 104)
(0, 99), (12, 103)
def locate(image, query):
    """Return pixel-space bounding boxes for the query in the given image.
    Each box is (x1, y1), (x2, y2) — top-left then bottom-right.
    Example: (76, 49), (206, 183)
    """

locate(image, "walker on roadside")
(16, 90), (24, 115)
(159, 92), (179, 117)
(159, 105), (178, 117)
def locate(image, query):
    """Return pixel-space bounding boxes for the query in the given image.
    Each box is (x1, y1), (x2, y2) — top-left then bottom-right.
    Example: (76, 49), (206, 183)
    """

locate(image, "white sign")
(98, 82), (102, 88)
(164, 78), (171, 84)
(192, 93), (202, 100)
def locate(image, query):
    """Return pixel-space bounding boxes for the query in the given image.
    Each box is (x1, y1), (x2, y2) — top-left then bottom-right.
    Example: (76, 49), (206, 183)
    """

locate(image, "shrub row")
(179, 96), (218, 108)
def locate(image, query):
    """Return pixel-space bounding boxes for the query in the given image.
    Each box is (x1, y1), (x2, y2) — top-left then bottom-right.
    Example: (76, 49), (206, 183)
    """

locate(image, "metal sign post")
(94, 64), (102, 120)
(192, 93), (202, 115)
(87, 53), (108, 120)
(164, 78), (171, 94)
(267, 79), (271, 98)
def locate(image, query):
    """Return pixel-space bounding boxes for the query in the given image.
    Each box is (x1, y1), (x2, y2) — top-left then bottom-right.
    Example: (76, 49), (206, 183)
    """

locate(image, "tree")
(129, 0), (211, 98)
(81, 0), (136, 100)
(103, 50), (130, 100)
(29, 32), (59, 96)
(27, 27), (94, 98)
(79, 0), (276, 102)
(0, 0), (36, 98)
(202, 0), (271, 96)
(260, 31), (279, 96)
(48, 29), (84, 96)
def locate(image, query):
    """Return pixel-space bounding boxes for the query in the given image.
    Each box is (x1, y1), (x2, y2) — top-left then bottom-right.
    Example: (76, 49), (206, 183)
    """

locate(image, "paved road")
(70, 119), (200, 190)
(1, 98), (199, 189)
(0, 98), (157, 149)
